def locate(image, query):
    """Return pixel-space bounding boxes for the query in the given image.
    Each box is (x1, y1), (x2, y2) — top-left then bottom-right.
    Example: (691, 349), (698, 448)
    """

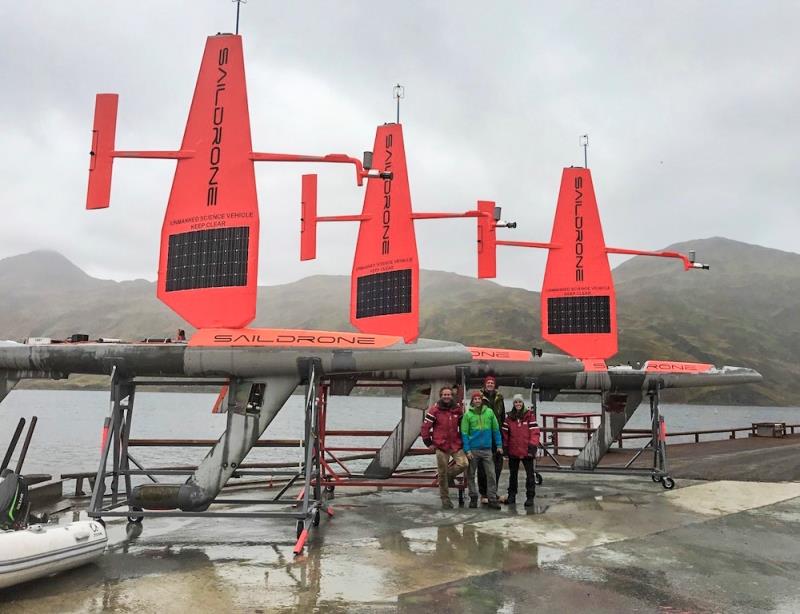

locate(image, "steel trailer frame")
(534, 385), (675, 489)
(87, 364), (332, 554)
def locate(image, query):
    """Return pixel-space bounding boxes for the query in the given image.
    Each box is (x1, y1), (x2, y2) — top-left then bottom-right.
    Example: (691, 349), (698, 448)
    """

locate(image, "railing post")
(553, 417), (559, 456)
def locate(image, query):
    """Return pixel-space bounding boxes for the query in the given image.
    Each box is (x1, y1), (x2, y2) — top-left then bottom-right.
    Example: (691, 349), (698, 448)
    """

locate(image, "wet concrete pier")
(4, 438), (800, 613)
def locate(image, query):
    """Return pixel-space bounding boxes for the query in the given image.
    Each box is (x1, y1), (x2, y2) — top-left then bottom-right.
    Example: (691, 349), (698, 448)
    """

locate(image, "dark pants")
(477, 452), (503, 498)
(508, 457), (535, 498)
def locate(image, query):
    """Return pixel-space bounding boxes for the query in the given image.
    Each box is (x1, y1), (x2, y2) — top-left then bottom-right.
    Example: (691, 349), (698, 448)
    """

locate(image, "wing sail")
(350, 124), (420, 342)
(156, 35), (260, 329)
(541, 168), (617, 359)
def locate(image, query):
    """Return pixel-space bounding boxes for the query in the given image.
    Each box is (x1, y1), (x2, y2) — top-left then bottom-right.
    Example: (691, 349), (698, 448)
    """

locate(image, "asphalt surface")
(3, 470), (800, 613)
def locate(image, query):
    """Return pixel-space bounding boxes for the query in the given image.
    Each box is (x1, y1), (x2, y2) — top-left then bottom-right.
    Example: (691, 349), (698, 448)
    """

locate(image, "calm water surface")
(1, 390), (798, 475)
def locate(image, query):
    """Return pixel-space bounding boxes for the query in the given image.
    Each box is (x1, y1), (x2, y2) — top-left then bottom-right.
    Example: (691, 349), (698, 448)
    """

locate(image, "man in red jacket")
(501, 394), (541, 507)
(421, 386), (468, 509)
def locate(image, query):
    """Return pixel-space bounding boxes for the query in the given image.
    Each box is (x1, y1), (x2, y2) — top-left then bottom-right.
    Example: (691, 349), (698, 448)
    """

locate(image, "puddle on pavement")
(4, 479), (799, 612)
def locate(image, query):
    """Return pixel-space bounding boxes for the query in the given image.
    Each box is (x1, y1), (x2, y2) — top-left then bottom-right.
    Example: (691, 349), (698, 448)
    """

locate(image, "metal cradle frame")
(535, 386), (675, 489)
(87, 363), (331, 554)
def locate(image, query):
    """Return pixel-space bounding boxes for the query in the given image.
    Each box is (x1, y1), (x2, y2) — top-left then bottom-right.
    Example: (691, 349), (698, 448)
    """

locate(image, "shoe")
(469, 496), (478, 508)
(505, 495), (516, 505)
(487, 500), (502, 510)
(524, 497), (534, 507)
(480, 497), (489, 505)
(442, 499), (454, 509)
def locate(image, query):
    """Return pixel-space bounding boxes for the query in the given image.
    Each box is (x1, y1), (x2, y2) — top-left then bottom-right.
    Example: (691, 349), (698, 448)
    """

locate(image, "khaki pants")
(435, 449), (469, 501)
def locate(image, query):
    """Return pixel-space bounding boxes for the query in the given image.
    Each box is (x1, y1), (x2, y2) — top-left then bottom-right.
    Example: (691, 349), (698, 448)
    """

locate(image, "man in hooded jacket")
(421, 386), (468, 509)
(477, 375), (505, 502)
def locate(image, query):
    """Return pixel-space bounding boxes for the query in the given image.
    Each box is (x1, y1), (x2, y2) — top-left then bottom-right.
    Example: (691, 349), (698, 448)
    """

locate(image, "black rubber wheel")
(313, 510), (321, 527)
(662, 477), (675, 490)
(651, 474), (661, 483)
(296, 519), (304, 538)
(535, 472), (543, 486)
(127, 507), (143, 524)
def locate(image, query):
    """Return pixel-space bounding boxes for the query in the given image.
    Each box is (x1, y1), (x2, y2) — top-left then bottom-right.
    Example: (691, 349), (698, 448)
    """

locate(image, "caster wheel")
(296, 520), (304, 538)
(313, 510), (321, 527)
(661, 477), (675, 490)
(127, 507), (143, 524)
(535, 473), (543, 486)
(325, 485), (335, 499)
(651, 474), (661, 483)
(125, 521), (143, 539)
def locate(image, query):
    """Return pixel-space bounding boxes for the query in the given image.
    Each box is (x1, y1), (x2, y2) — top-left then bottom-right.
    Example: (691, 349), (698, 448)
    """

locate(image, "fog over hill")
(1, 237), (798, 406)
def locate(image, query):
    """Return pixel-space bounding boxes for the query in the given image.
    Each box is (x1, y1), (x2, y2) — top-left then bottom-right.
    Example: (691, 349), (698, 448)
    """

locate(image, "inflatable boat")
(0, 520), (107, 589)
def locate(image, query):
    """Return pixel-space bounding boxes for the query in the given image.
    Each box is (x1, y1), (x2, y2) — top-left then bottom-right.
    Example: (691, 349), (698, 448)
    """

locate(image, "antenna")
(580, 134), (589, 168)
(393, 84), (405, 124)
(233, 0), (247, 35)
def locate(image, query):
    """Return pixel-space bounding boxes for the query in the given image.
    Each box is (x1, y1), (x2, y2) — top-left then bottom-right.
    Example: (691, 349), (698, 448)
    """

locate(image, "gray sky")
(1, 1), (798, 290)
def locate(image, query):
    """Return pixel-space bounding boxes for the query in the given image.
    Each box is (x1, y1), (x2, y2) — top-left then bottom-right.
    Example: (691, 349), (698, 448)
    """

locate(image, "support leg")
(295, 361), (323, 555)
(89, 368), (122, 517)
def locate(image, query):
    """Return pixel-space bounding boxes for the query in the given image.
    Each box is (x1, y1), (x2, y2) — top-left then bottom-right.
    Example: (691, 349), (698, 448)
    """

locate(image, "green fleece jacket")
(460, 404), (502, 452)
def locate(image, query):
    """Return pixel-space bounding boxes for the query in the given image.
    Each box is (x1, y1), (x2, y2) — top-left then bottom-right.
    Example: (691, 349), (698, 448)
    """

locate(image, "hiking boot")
(505, 494), (516, 505)
(469, 496), (478, 508)
(487, 500), (502, 510)
(441, 499), (454, 510)
(524, 496), (534, 507)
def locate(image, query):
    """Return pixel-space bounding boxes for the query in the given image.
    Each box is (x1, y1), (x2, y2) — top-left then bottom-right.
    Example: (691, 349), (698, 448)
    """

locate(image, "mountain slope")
(612, 237), (800, 405)
(0, 238), (797, 405)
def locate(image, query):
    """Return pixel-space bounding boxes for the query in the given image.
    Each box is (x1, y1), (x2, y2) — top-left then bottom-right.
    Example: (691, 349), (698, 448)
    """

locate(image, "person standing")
(461, 390), (503, 509)
(477, 375), (505, 502)
(501, 394), (541, 507)
(421, 386), (468, 509)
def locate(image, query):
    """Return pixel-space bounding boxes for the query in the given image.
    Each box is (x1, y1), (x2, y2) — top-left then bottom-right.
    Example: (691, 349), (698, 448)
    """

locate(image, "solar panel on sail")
(355, 269), (412, 318)
(165, 226), (249, 291)
(547, 295), (611, 334)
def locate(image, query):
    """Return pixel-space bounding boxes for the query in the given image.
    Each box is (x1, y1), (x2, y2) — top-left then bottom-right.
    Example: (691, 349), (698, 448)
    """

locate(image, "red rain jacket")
(501, 408), (541, 459)
(421, 401), (464, 453)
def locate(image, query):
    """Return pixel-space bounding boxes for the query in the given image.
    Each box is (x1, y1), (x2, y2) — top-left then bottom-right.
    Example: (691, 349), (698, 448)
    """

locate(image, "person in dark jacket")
(421, 386), (468, 509)
(477, 375), (505, 502)
(461, 390), (503, 509)
(501, 394), (541, 507)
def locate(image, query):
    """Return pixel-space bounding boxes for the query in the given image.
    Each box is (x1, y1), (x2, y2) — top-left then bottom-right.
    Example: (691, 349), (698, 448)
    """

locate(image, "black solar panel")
(547, 295), (611, 334)
(356, 269), (412, 318)
(165, 226), (249, 292)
